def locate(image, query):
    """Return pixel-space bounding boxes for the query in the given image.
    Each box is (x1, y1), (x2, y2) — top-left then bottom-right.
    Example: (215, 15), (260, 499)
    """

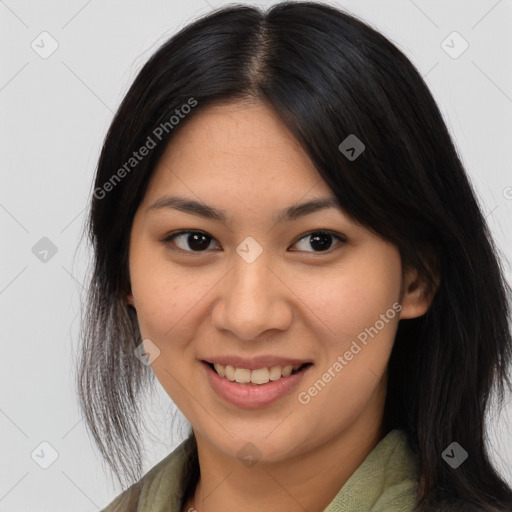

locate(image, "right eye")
(160, 230), (221, 254)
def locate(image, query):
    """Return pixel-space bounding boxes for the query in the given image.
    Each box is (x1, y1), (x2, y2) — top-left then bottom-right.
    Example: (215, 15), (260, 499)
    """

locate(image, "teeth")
(251, 367), (270, 384)
(211, 362), (303, 384)
(213, 363), (225, 378)
(234, 368), (251, 383)
(281, 365), (293, 377)
(225, 365), (235, 381)
(269, 366), (282, 381)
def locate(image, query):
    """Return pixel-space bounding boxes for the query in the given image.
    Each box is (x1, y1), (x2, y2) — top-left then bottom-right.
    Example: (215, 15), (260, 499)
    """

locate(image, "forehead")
(170, 99), (305, 154)
(142, 100), (331, 204)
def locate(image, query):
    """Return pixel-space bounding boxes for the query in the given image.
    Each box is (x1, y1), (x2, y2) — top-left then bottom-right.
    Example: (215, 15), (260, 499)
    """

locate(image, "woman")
(77, 2), (512, 511)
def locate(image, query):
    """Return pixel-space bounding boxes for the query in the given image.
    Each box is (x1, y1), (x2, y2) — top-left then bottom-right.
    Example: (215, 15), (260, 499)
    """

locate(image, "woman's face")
(128, 100), (429, 463)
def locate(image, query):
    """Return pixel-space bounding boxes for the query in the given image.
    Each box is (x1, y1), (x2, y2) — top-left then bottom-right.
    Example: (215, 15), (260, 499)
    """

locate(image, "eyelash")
(160, 229), (346, 255)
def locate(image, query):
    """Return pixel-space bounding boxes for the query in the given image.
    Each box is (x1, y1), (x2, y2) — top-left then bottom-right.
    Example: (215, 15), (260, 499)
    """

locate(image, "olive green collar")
(102, 429), (421, 512)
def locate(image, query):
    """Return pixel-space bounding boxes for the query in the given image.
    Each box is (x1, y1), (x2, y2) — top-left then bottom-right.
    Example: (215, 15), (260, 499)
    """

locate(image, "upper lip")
(202, 356), (312, 370)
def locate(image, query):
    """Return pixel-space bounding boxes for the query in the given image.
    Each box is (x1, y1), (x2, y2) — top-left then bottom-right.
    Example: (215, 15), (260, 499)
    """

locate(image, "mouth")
(202, 360), (313, 385)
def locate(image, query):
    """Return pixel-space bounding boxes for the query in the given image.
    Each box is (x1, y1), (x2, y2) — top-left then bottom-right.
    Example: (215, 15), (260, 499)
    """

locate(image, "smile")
(201, 359), (313, 409)
(205, 361), (312, 385)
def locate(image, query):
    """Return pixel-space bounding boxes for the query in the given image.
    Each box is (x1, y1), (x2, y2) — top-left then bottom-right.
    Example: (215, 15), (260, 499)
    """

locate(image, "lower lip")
(202, 362), (312, 409)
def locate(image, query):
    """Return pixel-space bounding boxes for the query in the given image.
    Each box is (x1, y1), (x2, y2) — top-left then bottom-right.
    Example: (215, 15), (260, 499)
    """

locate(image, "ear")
(399, 265), (438, 319)
(126, 292), (135, 307)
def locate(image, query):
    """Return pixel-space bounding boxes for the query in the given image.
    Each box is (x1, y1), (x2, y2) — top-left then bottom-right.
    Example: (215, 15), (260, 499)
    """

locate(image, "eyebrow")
(147, 194), (343, 224)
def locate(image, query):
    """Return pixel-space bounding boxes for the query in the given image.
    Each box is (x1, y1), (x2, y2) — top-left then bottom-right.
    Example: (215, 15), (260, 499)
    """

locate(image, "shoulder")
(100, 480), (143, 512)
(100, 439), (191, 512)
(322, 429), (420, 511)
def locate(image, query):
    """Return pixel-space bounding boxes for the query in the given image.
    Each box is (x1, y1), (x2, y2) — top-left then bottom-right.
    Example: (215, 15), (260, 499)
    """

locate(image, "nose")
(210, 252), (293, 341)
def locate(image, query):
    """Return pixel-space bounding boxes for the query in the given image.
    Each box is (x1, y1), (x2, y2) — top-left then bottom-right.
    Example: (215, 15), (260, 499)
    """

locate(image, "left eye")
(291, 230), (345, 253)
(161, 230), (345, 254)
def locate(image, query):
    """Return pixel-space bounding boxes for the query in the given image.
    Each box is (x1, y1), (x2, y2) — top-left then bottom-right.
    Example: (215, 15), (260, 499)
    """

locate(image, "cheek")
(290, 248), (402, 343)
(295, 246), (402, 422)
(129, 249), (218, 346)
(132, 275), (193, 340)
(129, 254), (208, 408)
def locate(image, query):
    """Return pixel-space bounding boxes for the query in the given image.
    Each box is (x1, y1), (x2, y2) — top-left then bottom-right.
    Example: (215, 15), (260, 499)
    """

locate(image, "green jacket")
(100, 429), (450, 511)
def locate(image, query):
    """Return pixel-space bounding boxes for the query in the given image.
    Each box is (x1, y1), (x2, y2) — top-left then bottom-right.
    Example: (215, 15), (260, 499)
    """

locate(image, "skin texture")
(127, 99), (435, 512)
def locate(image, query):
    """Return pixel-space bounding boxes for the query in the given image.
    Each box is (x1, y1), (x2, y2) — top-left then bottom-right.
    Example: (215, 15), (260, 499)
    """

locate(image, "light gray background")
(1, 0), (511, 510)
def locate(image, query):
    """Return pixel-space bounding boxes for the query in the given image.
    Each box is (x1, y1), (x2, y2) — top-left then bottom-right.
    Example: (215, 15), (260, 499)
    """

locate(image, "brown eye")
(161, 229), (345, 255)
(162, 231), (220, 253)
(290, 230), (346, 253)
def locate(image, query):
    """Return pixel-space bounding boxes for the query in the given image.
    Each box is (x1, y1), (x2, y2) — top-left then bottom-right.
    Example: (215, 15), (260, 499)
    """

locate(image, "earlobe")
(126, 293), (135, 307)
(399, 266), (438, 319)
